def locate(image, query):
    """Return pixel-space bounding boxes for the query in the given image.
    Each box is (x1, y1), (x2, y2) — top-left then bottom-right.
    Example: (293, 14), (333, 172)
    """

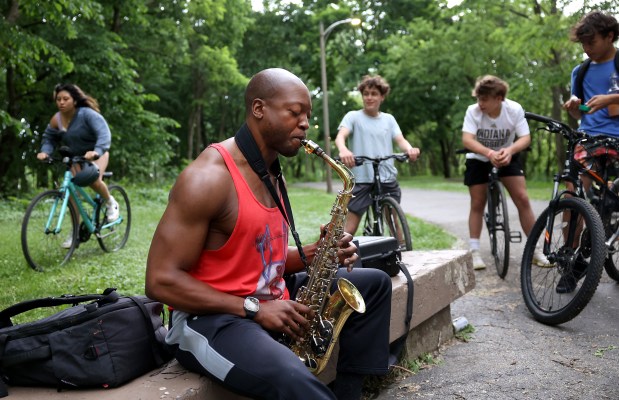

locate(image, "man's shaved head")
(244, 68), (307, 115)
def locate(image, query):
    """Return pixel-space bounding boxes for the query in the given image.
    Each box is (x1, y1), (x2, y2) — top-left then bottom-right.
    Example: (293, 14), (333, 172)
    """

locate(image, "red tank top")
(189, 143), (290, 300)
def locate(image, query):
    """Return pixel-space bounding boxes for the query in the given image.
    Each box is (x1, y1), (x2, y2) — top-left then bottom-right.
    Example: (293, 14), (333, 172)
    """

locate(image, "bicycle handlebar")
(524, 111), (585, 142)
(40, 146), (99, 166)
(524, 111), (560, 125)
(335, 153), (409, 166)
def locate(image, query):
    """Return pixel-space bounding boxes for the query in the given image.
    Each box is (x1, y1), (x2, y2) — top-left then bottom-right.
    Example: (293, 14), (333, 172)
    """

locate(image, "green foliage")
(594, 345), (617, 357)
(0, 0), (253, 196)
(3, 0), (619, 198)
(455, 323), (475, 342)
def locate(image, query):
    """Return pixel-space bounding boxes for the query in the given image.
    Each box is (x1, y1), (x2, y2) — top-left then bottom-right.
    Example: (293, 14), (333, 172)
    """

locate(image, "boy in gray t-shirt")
(335, 75), (420, 235)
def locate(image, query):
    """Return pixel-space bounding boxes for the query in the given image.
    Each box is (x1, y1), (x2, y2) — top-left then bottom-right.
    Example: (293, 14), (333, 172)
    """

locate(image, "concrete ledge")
(5, 250), (474, 399)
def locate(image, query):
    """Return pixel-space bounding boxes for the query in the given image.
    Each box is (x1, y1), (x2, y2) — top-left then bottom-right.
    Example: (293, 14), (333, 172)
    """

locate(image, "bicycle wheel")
(97, 185), (131, 252)
(21, 190), (78, 271)
(603, 213), (619, 281)
(378, 196), (413, 251)
(487, 183), (510, 279)
(520, 197), (606, 325)
(598, 185), (619, 281)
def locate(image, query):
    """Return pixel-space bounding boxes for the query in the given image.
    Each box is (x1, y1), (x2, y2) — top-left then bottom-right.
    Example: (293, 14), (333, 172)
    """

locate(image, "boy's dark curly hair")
(570, 11), (619, 43)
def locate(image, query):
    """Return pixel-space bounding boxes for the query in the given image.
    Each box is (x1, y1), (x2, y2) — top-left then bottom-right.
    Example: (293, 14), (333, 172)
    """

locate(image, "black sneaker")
(556, 256), (588, 294)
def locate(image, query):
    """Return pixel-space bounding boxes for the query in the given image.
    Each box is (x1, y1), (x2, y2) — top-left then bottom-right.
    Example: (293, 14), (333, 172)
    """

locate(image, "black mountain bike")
(456, 149), (522, 278)
(521, 112), (606, 325)
(576, 136), (619, 283)
(348, 154), (413, 252)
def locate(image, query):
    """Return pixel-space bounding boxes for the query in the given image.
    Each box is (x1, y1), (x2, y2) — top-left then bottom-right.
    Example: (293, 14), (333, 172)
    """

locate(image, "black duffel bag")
(0, 288), (172, 397)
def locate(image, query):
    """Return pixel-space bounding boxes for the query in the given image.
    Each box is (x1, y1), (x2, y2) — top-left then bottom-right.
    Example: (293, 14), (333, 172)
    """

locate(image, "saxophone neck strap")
(234, 124), (307, 266)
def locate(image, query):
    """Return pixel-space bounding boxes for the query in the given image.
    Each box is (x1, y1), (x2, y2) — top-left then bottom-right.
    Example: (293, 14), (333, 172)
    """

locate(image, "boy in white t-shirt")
(461, 75), (547, 270)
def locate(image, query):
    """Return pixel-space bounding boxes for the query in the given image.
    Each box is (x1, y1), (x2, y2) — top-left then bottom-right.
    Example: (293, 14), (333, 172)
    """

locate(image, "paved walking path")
(390, 187), (619, 400)
(295, 182), (619, 399)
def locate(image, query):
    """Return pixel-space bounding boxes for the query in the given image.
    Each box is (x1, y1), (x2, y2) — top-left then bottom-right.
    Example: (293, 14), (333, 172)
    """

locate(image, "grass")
(0, 173), (555, 322)
(0, 181), (456, 323)
(0, 183), (173, 323)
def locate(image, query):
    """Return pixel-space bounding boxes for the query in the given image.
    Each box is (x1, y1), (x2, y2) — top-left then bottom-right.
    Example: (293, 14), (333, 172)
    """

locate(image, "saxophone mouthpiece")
(301, 139), (325, 157)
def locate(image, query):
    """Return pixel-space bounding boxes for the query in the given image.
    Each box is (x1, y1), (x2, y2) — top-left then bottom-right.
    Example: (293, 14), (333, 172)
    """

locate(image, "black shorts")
(464, 153), (524, 186)
(348, 181), (401, 215)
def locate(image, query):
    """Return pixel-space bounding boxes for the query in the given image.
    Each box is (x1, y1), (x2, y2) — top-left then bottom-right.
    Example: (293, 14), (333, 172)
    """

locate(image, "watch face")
(245, 297), (259, 312)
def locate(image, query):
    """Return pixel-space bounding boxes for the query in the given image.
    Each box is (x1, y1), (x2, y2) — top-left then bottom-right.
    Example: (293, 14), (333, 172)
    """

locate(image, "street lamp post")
(319, 17), (361, 193)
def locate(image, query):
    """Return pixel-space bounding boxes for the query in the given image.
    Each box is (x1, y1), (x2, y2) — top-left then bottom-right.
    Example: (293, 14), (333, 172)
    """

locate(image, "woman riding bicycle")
(335, 74), (420, 235)
(36, 83), (119, 239)
(462, 75), (546, 270)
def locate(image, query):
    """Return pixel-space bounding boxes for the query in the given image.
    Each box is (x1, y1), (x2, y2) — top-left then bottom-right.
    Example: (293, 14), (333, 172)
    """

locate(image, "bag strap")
(0, 288), (119, 329)
(0, 288), (119, 397)
(574, 51), (619, 100)
(234, 124), (307, 267)
(574, 58), (592, 101)
(388, 261), (414, 367)
(127, 296), (166, 367)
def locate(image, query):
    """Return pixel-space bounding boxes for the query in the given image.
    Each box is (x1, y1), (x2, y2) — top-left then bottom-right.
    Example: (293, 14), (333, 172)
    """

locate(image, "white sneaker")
(106, 196), (120, 221)
(533, 249), (553, 267)
(61, 237), (73, 249)
(471, 249), (486, 270)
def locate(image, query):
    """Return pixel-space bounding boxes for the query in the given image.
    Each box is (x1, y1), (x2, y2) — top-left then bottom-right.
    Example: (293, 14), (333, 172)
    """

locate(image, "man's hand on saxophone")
(335, 231), (359, 272)
(318, 223), (359, 272)
(255, 300), (313, 342)
(286, 225), (359, 273)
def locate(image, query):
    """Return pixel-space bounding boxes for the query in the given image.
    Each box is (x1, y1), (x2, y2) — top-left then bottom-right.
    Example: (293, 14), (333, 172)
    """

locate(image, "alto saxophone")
(289, 139), (366, 375)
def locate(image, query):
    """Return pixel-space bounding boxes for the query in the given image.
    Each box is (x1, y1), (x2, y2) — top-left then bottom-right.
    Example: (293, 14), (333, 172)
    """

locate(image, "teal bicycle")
(21, 148), (131, 271)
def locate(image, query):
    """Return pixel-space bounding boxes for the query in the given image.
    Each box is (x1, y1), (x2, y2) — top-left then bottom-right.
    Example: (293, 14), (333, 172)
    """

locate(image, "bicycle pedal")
(509, 231), (522, 243)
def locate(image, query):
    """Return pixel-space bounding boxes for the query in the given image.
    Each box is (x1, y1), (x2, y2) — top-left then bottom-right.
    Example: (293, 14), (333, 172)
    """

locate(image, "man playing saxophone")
(146, 68), (393, 400)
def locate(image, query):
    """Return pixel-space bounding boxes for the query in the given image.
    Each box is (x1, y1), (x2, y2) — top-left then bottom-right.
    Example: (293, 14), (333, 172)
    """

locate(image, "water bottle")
(608, 72), (619, 117)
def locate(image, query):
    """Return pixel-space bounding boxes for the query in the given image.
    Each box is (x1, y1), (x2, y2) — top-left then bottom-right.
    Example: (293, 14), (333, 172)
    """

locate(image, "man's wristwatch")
(243, 296), (260, 319)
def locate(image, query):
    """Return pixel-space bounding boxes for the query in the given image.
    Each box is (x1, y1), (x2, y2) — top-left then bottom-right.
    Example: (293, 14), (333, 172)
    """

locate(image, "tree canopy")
(1, 0), (617, 196)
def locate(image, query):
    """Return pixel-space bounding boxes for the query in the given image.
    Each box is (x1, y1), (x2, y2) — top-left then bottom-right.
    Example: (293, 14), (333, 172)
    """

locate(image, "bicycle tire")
(378, 196), (413, 251)
(604, 206), (619, 282)
(97, 185), (131, 252)
(21, 190), (78, 272)
(603, 216), (619, 281)
(597, 185), (619, 281)
(487, 182), (510, 279)
(520, 197), (606, 325)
